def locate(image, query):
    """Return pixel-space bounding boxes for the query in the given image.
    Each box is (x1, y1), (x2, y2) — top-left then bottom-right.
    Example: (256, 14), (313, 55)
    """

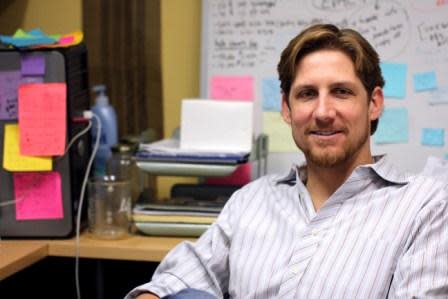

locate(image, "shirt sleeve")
(124, 188), (244, 299)
(389, 192), (448, 298)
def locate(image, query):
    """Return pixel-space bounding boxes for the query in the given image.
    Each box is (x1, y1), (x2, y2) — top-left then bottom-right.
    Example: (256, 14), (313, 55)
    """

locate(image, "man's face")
(281, 49), (383, 168)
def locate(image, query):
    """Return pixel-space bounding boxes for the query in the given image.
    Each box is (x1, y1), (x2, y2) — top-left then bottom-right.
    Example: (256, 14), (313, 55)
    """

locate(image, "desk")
(0, 233), (192, 281)
(0, 242), (47, 280)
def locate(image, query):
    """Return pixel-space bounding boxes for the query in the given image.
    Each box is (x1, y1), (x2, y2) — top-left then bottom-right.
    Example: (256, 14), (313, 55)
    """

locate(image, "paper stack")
(133, 197), (226, 237)
(137, 99), (253, 164)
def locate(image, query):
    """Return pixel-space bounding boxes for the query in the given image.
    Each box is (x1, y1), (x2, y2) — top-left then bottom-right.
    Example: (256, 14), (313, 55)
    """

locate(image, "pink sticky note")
(205, 163), (252, 186)
(14, 172), (64, 220)
(21, 54), (46, 76)
(210, 76), (254, 101)
(0, 70), (21, 120)
(59, 35), (74, 45)
(18, 83), (67, 156)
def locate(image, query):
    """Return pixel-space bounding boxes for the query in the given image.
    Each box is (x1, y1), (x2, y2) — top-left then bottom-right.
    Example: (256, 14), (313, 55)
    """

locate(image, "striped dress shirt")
(126, 156), (448, 299)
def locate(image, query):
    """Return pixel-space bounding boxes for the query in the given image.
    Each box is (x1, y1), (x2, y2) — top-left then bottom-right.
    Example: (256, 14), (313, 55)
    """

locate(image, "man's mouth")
(310, 130), (344, 136)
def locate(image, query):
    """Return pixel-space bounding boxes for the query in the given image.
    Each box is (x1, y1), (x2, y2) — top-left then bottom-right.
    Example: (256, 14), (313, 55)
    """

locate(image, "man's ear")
(281, 94), (292, 124)
(369, 87), (384, 121)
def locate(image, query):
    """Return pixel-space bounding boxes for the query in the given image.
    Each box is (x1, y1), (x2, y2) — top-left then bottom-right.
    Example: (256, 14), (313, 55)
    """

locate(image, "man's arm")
(135, 293), (159, 299)
(389, 195), (448, 297)
(125, 188), (243, 299)
(136, 293), (159, 299)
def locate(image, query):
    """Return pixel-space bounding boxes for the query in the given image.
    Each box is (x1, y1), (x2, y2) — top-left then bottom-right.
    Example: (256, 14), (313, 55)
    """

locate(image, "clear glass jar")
(88, 176), (131, 239)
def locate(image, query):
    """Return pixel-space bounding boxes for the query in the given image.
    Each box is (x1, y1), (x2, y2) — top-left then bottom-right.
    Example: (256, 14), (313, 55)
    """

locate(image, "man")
(126, 24), (448, 299)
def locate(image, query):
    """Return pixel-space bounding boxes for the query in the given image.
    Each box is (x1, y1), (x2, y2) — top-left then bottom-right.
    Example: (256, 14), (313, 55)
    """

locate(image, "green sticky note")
(13, 29), (32, 39)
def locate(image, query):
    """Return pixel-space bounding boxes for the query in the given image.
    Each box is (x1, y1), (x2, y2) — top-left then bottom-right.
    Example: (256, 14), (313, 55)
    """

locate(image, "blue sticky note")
(374, 107), (409, 144)
(380, 63), (407, 99)
(262, 78), (282, 111)
(429, 85), (448, 105)
(413, 71), (437, 92)
(421, 128), (444, 147)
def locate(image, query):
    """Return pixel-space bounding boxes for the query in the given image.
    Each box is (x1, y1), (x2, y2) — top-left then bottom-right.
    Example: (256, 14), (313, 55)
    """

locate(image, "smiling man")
(126, 24), (448, 299)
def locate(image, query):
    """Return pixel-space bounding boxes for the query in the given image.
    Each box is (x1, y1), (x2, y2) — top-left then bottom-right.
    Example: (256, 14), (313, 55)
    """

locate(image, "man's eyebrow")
(291, 84), (316, 91)
(291, 81), (357, 91)
(330, 81), (357, 88)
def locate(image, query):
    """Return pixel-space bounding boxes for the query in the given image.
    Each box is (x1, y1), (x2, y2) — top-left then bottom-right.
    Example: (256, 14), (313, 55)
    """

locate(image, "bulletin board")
(200, 0), (448, 175)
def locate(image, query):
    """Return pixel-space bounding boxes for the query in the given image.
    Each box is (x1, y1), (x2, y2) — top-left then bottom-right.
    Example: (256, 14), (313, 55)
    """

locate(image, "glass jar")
(88, 176), (131, 239)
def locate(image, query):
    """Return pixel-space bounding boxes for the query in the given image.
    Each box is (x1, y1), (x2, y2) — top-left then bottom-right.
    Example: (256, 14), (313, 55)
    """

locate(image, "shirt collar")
(363, 155), (411, 184)
(276, 155), (411, 186)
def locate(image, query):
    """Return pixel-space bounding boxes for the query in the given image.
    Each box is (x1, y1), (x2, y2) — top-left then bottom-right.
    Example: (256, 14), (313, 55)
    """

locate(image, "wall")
(201, 0), (448, 175)
(0, 0), (81, 34)
(158, 0), (201, 198)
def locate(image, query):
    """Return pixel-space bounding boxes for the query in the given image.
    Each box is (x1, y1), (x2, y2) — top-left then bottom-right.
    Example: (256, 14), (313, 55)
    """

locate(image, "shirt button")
(291, 266), (300, 274)
(311, 229), (319, 236)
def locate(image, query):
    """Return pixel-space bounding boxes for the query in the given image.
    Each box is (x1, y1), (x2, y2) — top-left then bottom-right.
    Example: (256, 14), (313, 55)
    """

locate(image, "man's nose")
(313, 95), (336, 122)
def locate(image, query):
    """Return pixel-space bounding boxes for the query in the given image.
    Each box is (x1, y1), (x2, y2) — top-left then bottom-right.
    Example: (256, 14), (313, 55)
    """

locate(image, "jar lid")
(111, 143), (134, 153)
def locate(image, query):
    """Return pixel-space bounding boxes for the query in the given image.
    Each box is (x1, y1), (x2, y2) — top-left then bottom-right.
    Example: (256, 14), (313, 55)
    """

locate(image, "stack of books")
(132, 197), (227, 237)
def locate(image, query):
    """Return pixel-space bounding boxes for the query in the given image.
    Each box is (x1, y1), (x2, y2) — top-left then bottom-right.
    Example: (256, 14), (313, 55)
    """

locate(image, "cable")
(0, 119), (92, 208)
(64, 120), (92, 156)
(75, 112), (101, 299)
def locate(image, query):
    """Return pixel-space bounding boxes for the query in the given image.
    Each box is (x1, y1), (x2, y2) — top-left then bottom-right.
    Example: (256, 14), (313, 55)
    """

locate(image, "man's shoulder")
(408, 172), (448, 189)
(405, 173), (448, 204)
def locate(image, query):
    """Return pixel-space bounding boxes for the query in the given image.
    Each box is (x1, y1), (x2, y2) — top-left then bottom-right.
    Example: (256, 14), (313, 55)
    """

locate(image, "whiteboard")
(200, 0), (448, 175)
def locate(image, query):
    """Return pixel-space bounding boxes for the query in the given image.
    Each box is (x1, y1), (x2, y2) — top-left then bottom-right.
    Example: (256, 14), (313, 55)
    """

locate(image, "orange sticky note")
(210, 76), (254, 101)
(14, 172), (63, 220)
(3, 124), (52, 171)
(18, 83), (66, 156)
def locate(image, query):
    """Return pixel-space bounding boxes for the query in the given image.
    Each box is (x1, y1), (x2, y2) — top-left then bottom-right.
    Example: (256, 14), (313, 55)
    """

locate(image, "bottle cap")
(92, 84), (109, 105)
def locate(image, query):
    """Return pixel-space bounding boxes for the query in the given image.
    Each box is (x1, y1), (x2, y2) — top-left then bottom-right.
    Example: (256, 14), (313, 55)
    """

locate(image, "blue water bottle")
(91, 84), (118, 177)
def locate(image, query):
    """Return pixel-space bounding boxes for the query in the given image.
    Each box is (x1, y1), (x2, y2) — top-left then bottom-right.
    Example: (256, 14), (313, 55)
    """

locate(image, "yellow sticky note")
(3, 124), (52, 171)
(263, 112), (297, 152)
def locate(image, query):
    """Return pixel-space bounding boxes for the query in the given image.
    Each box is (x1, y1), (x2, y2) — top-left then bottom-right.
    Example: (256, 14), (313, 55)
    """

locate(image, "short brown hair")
(277, 24), (384, 134)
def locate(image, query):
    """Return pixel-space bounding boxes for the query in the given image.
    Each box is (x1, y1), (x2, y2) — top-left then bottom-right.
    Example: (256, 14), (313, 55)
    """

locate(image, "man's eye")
(333, 88), (353, 97)
(297, 89), (317, 99)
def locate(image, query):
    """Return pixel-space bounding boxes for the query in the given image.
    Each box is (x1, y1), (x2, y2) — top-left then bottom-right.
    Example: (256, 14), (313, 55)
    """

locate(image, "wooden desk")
(0, 241), (47, 280)
(0, 233), (192, 281)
